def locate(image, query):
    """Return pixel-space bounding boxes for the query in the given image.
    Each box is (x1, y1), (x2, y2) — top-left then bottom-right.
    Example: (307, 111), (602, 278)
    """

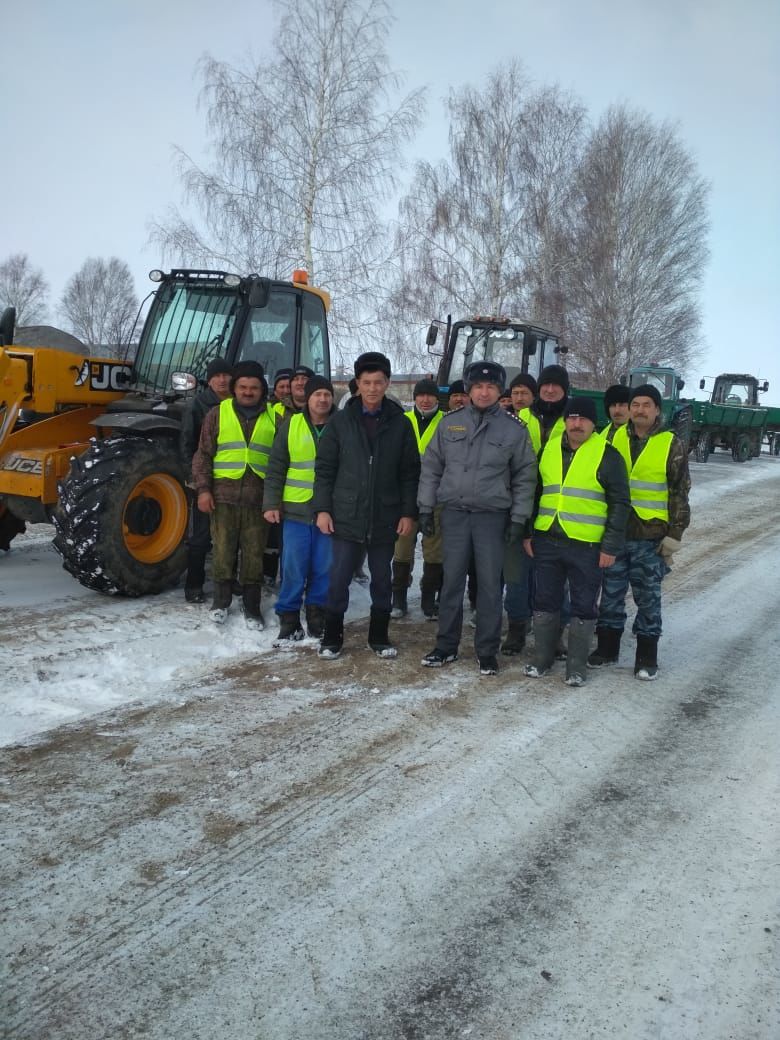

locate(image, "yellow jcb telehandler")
(0, 268), (331, 595)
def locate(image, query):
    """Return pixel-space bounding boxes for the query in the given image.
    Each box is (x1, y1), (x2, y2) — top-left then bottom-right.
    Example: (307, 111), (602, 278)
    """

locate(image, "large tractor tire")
(0, 503), (26, 551)
(731, 434), (752, 463)
(53, 436), (189, 596)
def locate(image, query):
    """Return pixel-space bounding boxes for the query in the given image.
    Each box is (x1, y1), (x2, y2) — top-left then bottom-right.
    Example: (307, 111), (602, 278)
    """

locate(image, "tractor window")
(449, 326), (559, 386)
(134, 284), (239, 392)
(236, 288), (328, 382)
(718, 380), (752, 405)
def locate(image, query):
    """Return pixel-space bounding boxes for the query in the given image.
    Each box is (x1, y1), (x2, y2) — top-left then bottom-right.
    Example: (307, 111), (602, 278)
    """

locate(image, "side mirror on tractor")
(523, 332), (538, 356)
(425, 324), (438, 347)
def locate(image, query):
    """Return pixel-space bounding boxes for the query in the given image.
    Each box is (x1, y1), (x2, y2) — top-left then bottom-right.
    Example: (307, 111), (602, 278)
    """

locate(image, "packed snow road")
(1, 454), (779, 1040)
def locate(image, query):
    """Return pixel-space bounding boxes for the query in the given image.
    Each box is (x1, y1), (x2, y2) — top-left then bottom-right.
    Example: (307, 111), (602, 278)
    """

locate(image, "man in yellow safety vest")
(192, 360), (279, 628)
(523, 397), (630, 686)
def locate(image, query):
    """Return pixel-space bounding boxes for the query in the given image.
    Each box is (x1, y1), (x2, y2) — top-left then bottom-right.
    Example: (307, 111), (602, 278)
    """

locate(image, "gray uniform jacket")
(417, 403), (538, 523)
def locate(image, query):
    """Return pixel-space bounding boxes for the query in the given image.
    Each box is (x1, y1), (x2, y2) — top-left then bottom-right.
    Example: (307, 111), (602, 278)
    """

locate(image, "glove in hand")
(418, 512), (435, 538)
(657, 536), (682, 562)
(504, 521), (525, 547)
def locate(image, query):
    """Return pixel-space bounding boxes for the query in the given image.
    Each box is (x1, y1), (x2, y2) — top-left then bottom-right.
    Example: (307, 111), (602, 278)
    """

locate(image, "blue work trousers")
(274, 519), (332, 615)
(327, 538), (394, 615)
(532, 533), (603, 621)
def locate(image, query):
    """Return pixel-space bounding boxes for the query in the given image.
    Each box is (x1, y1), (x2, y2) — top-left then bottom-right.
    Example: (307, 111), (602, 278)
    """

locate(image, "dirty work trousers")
(326, 537), (394, 616)
(275, 518), (332, 615)
(503, 541), (533, 622)
(210, 503), (268, 585)
(435, 508), (507, 658)
(597, 537), (669, 638)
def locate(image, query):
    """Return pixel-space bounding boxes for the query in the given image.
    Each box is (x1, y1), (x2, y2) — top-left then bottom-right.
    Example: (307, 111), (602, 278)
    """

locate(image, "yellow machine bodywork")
(0, 346), (129, 512)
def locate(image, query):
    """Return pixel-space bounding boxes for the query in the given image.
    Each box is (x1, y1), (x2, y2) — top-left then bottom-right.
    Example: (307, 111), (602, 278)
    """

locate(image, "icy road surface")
(1, 453), (778, 1039)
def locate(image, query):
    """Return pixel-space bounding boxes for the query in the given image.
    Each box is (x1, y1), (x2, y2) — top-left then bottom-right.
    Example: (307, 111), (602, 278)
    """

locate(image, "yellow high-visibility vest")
(213, 398), (277, 480)
(612, 425), (672, 521)
(282, 413), (318, 503)
(518, 409), (565, 456)
(404, 408), (443, 456)
(535, 433), (609, 542)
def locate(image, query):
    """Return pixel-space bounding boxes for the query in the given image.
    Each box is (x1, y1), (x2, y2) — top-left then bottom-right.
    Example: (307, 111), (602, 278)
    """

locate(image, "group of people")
(182, 349), (690, 684)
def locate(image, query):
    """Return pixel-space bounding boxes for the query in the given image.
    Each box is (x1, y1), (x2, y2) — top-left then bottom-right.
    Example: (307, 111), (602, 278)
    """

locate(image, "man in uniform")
(312, 352), (420, 659)
(588, 383), (691, 679)
(263, 376), (336, 642)
(180, 357), (233, 602)
(418, 361), (537, 675)
(192, 360), (278, 628)
(523, 398), (630, 686)
(391, 378), (445, 620)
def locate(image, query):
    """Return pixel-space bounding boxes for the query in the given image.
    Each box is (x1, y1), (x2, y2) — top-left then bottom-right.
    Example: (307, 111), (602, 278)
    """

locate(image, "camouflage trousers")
(597, 537), (670, 638)
(210, 502), (268, 585)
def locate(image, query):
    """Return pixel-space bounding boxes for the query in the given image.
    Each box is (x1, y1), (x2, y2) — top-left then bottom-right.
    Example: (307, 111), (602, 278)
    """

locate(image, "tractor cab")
(628, 365), (685, 402)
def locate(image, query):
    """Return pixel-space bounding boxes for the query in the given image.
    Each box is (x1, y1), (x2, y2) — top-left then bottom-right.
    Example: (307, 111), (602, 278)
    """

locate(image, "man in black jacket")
(179, 357), (232, 602)
(312, 352), (420, 659)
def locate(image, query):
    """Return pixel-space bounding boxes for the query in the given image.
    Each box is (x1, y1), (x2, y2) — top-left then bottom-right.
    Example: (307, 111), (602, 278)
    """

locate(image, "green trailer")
(692, 374), (769, 463)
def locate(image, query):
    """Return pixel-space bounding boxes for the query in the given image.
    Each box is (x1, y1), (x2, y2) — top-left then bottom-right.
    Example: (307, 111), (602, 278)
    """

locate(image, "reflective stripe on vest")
(213, 398), (277, 480)
(404, 408), (443, 456)
(282, 413), (317, 503)
(534, 433), (609, 542)
(518, 409), (565, 457)
(612, 425), (673, 520)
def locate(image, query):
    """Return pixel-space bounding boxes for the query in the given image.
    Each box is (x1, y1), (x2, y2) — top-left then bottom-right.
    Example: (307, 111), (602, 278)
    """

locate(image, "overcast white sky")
(3, 0), (778, 393)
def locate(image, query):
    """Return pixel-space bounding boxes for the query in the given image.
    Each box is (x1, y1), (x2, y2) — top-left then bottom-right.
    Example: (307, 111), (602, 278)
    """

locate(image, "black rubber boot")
(420, 562), (443, 620)
(242, 583), (265, 630)
(305, 603), (325, 638)
(184, 549), (207, 601)
(391, 561), (411, 618)
(565, 618), (595, 687)
(587, 627), (622, 668)
(319, 611), (344, 659)
(276, 611), (304, 642)
(501, 618), (527, 656)
(634, 634), (659, 680)
(367, 607), (397, 658)
(210, 580), (233, 624)
(524, 611), (560, 677)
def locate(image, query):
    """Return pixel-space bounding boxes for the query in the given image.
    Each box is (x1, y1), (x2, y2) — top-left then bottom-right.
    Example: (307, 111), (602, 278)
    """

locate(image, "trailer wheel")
(694, 432), (710, 463)
(53, 436), (188, 596)
(731, 434), (751, 463)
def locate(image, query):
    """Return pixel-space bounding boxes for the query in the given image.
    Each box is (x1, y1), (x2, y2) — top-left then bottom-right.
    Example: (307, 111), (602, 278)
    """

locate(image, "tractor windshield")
(235, 287), (329, 384)
(133, 282), (239, 393)
(448, 325), (560, 386)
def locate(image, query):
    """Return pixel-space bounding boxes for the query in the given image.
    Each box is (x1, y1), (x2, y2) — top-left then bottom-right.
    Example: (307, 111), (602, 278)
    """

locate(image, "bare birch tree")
(60, 258), (139, 355)
(559, 105), (710, 383)
(386, 62), (586, 365)
(151, 0), (424, 343)
(0, 253), (49, 325)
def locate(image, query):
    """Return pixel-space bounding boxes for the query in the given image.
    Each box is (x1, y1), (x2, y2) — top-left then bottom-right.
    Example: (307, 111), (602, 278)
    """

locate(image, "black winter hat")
(304, 375), (334, 403)
(292, 365), (315, 379)
(564, 397), (598, 425)
(604, 383), (631, 409)
(538, 364), (570, 393)
(354, 351), (392, 379)
(273, 367), (294, 387)
(206, 357), (233, 381)
(448, 379), (466, 396)
(510, 372), (538, 395)
(630, 383), (663, 410)
(413, 378), (439, 398)
(464, 360), (506, 390)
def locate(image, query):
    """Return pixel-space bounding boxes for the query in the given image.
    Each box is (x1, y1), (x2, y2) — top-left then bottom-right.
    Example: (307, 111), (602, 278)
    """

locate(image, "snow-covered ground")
(2, 452), (779, 1040)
